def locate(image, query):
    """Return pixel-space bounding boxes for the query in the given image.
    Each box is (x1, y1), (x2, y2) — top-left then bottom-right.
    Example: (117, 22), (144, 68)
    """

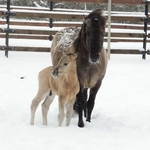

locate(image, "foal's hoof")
(78, 121), (84, 128)
(30, 122), (34, 125)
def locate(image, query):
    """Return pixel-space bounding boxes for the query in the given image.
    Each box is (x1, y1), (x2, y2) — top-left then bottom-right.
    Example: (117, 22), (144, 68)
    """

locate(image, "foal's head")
(82, 9), (107, 63)
(52, 53), (78, 78)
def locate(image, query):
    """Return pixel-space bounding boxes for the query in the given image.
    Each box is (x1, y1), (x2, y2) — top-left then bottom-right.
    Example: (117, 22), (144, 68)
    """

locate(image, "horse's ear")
(103, 16), (108, 25)
(62, 50), (66, 56)
(72, 53), (78, 59)
(82, 15), (85, 21)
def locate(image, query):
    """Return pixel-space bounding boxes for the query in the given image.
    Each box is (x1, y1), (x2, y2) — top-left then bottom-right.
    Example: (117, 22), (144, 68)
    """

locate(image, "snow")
(0, 5), (49, 11)
(0, 18), (82, 25)
(111, 11), (145, 15)
(53, 26), (80, 52)
(111, 13), (146, 18)
(0, 51), (150, 150)
(111, 23), (145, 27)
(0, 24), (63, 31)
(104, 42), (145, 50)
(0, 8), (7, 11)
(106, 28), (145, 34)
(33, 1), (43, 8)
(11, 9), (89, 16)
(0, 18), (49, 23)
(0, 38), (52, 48)
(54, 21), (82, 25)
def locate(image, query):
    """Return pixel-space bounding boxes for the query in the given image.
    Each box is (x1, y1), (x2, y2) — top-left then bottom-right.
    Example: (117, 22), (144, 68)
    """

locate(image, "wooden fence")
(0, 0), (150, 58)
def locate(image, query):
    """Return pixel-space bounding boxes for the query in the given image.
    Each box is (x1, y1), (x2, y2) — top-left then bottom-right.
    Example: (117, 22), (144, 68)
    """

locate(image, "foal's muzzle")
(52, 68), (58, 77)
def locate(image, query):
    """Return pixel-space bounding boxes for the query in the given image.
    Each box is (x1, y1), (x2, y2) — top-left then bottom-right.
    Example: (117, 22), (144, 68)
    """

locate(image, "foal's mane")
(73, 9), (106, 56)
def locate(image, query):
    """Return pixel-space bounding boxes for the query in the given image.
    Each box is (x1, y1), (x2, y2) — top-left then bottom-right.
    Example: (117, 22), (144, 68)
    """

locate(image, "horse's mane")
(73, 22), (88, 56)
(73, 9), (106, 56)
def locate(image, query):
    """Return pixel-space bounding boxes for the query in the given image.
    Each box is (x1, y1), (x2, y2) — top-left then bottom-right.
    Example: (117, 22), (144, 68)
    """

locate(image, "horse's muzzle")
(89, 53), (100, 64)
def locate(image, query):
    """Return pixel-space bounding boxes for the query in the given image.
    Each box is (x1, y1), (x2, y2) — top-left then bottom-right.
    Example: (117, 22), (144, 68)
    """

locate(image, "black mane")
(73, 22), (88, 56)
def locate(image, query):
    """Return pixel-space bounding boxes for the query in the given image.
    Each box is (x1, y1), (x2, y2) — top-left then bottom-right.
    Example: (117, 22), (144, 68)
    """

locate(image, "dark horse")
(51, 9), (108, 127)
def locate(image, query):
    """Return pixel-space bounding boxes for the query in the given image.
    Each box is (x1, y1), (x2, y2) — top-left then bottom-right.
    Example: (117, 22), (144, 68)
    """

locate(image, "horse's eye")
(64, 63), (68, 66)
(86, 31), (90, 36)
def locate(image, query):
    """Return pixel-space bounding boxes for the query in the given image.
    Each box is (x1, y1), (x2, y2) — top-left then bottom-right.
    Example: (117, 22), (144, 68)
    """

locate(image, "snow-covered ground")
(0, 51), (150, 150)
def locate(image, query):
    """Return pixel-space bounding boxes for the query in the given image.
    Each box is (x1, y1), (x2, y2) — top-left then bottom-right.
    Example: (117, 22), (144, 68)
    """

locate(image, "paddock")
(0, 0), (150, 148)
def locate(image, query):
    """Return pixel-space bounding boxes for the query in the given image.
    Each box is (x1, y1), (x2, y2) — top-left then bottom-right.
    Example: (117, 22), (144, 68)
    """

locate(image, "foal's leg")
(86, 81), (102, 122)
(58, 97), (65, 126)
(30, 92), (48, 125)
(65, 98), (75, 126)
(42, 91), (55, 125)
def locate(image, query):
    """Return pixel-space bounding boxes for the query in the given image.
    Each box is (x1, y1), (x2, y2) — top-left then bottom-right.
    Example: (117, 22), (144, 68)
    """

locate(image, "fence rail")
(44, 0), (147, 4)
(1, 18), (150, 30)
(0, 0), (150, 58)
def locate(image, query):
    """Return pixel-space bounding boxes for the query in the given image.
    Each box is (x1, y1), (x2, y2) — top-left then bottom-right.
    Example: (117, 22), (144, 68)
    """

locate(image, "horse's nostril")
(89, 57), (99, 64)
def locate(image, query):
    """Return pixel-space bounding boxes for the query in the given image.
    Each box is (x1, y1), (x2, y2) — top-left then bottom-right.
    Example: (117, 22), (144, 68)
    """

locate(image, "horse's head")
(52, 53), (78, 77)
(82, 9), (107, 64)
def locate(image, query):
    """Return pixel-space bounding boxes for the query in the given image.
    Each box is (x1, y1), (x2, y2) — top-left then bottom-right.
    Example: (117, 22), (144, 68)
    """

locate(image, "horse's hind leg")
(65, 98), (75, 126)
(42, 91), (55, 125)
(86, 81), (102, 122)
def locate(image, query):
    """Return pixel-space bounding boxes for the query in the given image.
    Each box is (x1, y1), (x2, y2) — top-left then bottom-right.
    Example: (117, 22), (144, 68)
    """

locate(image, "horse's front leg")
(83, 88), (88, 118)
(76, 90), (85, 127)
(86, 81), (102, 122)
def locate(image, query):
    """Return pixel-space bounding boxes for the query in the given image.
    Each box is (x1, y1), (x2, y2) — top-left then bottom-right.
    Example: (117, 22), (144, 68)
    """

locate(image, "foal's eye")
(64, 63), (68, 66)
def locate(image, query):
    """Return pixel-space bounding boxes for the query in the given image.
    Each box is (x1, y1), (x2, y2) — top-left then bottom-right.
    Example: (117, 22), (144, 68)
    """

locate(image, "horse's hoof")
(78, 122), (84, 128)
(86, 118), (91, 122)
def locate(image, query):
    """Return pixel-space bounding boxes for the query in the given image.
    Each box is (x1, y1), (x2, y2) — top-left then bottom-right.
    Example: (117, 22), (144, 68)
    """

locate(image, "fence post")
(84, 3), (87, 12)
(4, 0), (11, 57)
(49, 1), (53, 41)
(2, 0), (15, 57)
(107, 0), (111, 59)
(142, 3), (148, 59)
